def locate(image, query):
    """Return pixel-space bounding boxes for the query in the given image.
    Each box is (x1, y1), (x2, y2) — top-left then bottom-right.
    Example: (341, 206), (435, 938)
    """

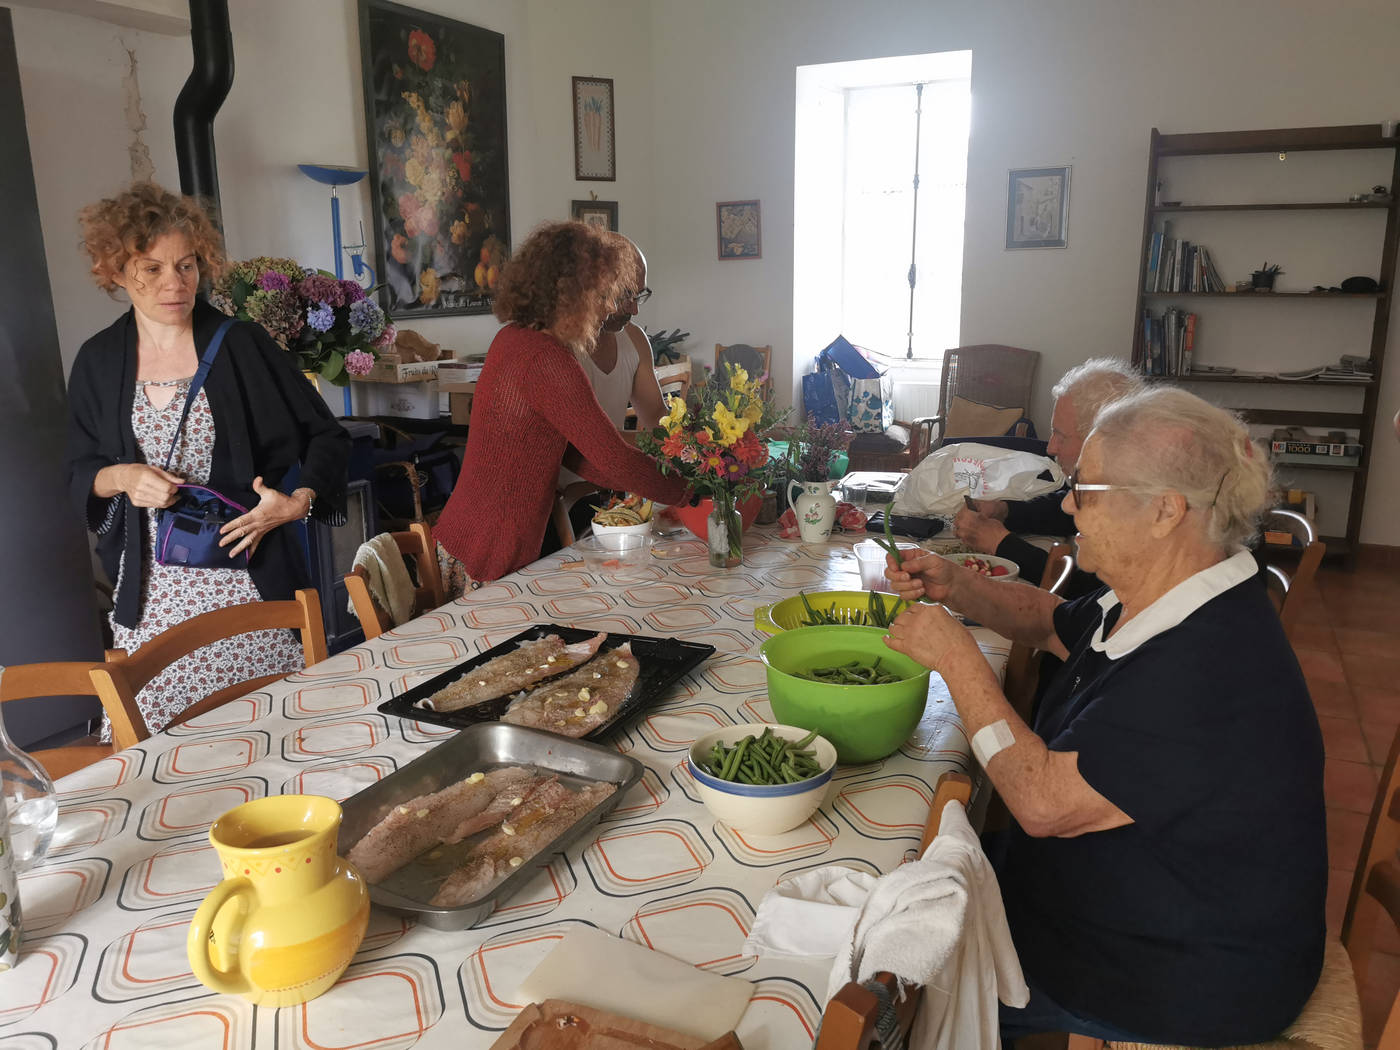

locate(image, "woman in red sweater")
(434, 222), (688, 592)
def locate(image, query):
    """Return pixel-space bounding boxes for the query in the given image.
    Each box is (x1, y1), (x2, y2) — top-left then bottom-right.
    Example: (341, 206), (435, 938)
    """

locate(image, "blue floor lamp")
(298, 163), (373, 415)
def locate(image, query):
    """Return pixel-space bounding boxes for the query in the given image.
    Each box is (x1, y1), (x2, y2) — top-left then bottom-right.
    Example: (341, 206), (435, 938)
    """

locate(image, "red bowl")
(669, 496), (763, 542)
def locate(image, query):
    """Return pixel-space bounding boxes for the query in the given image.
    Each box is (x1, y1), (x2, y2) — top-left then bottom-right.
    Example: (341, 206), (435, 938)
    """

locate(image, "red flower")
(391, 234), (411, 265)
(694, 428), (714, 446)
(407, 29), (436, 71)
(732, 430), (766, 467)
(660, 432), (688, 458)
(702, 452), (726, 476)
(453, 150), (473, 184)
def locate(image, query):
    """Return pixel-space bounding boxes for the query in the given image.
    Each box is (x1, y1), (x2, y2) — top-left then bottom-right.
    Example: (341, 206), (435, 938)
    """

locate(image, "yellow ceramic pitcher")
(188, 794), (369, 1007)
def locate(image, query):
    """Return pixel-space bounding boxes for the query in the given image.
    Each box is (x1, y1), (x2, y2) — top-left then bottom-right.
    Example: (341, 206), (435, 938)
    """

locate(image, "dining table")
(7, 524), (1008, 1050)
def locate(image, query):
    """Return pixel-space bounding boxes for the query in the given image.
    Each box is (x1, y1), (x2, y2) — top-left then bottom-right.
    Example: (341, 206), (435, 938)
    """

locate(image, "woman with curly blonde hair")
(66, 181), (348, 734)
(434, 222), (687, 591)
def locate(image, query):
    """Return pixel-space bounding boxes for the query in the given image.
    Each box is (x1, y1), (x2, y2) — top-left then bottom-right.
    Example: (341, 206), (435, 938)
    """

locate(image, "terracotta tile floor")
(1304, 559), (1400, 1046)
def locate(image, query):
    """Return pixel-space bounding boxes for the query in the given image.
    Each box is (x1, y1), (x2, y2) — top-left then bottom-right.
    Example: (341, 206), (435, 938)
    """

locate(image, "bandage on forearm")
(971, 719), (1015, 766)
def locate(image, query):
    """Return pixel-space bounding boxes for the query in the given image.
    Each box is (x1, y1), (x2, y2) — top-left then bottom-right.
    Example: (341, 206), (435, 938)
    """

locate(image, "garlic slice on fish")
(578, 687), (591, 701)
(466, 772), (484, 784)
(588, 700), (608, 715)
(615, 659), (629, 668)
(574, 707), (586, 717)
(501, 823), (516, 836)
(593, 672), (602, 679)
(509, 857), (523, 867)
(416, 809), (429, 819)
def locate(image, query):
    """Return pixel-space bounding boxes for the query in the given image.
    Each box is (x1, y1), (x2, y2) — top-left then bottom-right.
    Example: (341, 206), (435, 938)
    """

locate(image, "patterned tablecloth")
(6, 526), (1006, 1050)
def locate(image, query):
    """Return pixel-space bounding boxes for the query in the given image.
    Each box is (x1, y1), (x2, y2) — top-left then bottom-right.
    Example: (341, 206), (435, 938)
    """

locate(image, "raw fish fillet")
(346, 766), (538, 883)
(418, 633), (606, 713)
(430, 780), (617, 907)
(502, 643), (640, 737)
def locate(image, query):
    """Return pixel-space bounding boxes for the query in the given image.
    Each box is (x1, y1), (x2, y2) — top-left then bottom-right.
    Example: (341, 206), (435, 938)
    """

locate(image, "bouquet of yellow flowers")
(638, 363), (785, 565)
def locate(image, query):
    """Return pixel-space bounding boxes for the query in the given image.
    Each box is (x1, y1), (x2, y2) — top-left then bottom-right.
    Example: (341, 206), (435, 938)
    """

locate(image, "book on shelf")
(1279, 488), (1318, 523)
(1142, 221), (1227, 293)
(1137, 306), (1199, 375)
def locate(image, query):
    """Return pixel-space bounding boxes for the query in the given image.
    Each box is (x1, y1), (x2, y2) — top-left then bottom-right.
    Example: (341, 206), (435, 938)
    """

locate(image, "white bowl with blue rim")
(687, 722), (838, 835)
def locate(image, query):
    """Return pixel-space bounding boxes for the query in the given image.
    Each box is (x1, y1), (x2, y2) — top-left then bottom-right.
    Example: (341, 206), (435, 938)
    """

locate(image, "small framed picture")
(716, 200), (761, 260)
(571, 199), (619, 232)
(572, 76), (615, 181)
(1005, 166), (1071, 249)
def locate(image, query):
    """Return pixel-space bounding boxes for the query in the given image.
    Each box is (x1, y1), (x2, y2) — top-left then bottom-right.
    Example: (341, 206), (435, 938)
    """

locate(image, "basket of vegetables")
(759, 625), (931, 762)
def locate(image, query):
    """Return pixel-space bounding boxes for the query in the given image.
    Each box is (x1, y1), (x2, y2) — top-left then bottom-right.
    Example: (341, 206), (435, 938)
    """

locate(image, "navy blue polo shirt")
(997, 552), (1326, 1044)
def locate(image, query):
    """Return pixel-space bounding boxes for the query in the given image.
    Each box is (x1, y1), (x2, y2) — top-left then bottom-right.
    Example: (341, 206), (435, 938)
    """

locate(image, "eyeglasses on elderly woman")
(1066, 467), (1230, 510)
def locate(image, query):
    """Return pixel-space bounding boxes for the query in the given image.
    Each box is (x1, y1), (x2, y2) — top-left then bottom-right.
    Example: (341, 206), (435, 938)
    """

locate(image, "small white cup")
(1383, 120), (1398, 139)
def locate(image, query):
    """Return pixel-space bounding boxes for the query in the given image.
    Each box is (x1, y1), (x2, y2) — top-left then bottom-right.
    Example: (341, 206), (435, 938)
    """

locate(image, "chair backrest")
(939, 345), (1039, 418)
(1258, 510), (1324, 641)
(715, 344), (773, 393)
(0, 661), (149, 754)
(1002, 543), (1074, 720)
(549, 482), (608, 550)
(344, 522), (444, 640)
(92, 589), (327, 736)
(816, 771), (973, 1050)
(1343, 723), (1400, 1043)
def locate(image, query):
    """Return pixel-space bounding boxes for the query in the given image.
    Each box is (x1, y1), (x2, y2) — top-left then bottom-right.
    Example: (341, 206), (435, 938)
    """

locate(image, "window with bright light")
(840, 80), (970, 366)
(794, 53), (971, 387)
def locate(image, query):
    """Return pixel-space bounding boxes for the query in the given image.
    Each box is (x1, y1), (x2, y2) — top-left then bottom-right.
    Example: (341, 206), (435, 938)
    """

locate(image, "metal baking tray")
(337, 722), (643, 930)
(376, 623), (715, 739)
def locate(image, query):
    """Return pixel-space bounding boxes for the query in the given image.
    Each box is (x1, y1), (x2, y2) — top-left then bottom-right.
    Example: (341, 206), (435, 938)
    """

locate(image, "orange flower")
(407, 29), (436, 71)
(703, 452), (726, 476)
(453, 150), (473, 184)
(661, 432), (688, 458)
(391, 234), (410, 264)
(732, 429), (767, 467)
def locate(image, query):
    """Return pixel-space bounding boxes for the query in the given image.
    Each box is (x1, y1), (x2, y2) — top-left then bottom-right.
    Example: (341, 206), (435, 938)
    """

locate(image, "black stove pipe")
(173, 0), (233, 223)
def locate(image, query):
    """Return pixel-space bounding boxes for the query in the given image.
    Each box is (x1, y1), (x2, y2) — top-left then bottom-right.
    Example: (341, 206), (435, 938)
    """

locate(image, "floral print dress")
(108, 383), (304, 736)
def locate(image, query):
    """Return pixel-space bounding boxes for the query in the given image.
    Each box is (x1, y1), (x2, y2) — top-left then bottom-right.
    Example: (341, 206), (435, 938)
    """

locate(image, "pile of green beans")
(796, 657), (904, 686)
(798, 590), (907, 628)
(702, 727), (824, 786)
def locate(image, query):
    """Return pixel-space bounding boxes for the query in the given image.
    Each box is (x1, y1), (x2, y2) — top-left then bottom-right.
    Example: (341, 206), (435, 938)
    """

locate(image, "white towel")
(349, 534), (416, 627)
(742, 865), (877, 957)
(825, 800), (1028, 1050)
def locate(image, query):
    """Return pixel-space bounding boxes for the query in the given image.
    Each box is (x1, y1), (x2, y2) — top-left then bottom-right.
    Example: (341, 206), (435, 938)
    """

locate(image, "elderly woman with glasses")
(884, 386), (1325, 1046)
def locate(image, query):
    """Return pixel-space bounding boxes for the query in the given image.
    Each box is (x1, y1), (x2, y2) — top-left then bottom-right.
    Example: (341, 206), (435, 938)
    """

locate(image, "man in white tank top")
(558, 240), (666, 494)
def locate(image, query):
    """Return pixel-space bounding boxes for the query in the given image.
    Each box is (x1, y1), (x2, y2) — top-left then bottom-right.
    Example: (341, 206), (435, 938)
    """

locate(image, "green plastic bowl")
(759, 625), (931, 763)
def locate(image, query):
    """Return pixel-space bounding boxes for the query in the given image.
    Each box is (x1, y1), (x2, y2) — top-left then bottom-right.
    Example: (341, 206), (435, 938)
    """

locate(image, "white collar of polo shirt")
(1090, 548), (1259, 660)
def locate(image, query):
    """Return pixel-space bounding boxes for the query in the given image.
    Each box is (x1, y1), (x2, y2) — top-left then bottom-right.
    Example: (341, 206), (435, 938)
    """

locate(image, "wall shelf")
(1132, 123), (1400, 562)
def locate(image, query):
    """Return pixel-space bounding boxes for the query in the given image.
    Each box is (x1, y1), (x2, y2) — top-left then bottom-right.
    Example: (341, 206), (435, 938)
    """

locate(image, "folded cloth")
(777, 507), (801, 540)
(349, 533), (416, 627)
(742, 865), (877, 957)
(826, 800), (1028, 1050)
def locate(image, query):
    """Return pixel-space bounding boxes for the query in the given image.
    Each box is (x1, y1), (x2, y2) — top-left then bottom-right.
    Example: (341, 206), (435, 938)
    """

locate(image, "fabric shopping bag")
(818, 335), (894, 433)
(802, 370), (843, 427)
(894, 441), (1065, 518)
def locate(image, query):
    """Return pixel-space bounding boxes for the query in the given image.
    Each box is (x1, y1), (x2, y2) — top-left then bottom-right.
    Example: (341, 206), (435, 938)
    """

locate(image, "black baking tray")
(376, 624), (716, 739)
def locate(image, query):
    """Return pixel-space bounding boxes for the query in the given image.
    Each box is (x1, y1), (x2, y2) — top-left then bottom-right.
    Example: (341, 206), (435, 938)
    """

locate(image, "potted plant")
(1251, 262), (1284, 291)
(645, 326), (692, 393)
(781, 417), (851, 542)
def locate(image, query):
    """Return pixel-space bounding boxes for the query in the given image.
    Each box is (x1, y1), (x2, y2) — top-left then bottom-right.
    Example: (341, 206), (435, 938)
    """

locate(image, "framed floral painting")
(358, 0), (511, 317)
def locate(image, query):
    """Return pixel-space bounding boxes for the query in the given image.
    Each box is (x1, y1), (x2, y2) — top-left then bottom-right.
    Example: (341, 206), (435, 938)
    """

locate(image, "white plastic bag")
(893, 442), (1065, 519)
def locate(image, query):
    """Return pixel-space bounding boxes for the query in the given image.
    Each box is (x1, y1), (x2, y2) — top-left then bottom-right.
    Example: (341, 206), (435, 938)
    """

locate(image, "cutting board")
(489, 999), (712, 1050)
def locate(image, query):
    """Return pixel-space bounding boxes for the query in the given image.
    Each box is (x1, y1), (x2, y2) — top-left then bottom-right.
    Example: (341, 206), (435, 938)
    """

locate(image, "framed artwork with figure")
(358, 0), (512, 317)
(1005, 166), (1071, 249)
(571, 199), (618, 232)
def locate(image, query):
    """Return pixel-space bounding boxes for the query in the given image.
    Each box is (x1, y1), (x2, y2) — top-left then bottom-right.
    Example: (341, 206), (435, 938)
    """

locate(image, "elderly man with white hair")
(954, 358), (1143, 585)
(884, 386), (1325, 1046)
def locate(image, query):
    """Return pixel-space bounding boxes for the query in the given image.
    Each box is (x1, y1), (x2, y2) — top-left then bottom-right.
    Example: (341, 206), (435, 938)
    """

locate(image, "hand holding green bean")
(703, 727), (825, 785)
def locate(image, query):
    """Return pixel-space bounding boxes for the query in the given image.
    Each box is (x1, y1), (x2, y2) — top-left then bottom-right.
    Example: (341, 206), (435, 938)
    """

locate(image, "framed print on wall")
(1005, 166), (1071, 249)
(570, 199), (618, 232)
(716, 200), (761, 260)
(358, 0), (511, 318)
(572, 76), (615, 181)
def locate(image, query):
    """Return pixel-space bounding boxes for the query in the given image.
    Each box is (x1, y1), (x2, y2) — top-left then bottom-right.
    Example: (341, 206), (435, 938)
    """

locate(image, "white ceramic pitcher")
(787, 479), (838, 542)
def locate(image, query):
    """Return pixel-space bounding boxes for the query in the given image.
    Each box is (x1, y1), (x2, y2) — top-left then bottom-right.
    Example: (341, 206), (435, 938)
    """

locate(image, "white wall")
(14, 0), (1400, 544)
(14, 0), (653, 369)
(646, 0), (1400, 545)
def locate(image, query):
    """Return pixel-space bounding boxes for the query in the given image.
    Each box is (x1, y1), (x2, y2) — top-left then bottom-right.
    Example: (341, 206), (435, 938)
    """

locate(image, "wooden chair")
(1259, 510), (1326, 642)
(846, 417), (941, 474)
(1002, 543), (1075, 721)
(626, 359), (692, 426)
(93, 589), (327, 734)
(816, 771), (974, 1050)
(929, 344), (1040, 448)
(0, 662), (149, 779)
(715, 343), (772, 394)
(550, 482), (610, 550)
(345, 521), (445, 640)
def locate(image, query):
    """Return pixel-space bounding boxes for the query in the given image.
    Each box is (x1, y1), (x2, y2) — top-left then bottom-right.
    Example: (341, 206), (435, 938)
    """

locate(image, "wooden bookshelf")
(1133, 123), (1400, 562)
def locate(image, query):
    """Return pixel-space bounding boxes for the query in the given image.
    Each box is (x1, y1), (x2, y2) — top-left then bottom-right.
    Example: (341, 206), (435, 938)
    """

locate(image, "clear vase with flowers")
(638, 363), (785, 567)
(210, 257), (396, 385)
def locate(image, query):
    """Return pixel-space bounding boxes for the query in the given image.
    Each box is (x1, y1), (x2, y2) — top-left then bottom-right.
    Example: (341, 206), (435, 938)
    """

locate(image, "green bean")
(702, 729), (825, 786)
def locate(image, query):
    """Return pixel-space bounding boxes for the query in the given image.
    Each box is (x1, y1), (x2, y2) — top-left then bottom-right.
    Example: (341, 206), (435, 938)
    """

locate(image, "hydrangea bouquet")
(210, 257), (396, 385)
(638, 362), (785, 566)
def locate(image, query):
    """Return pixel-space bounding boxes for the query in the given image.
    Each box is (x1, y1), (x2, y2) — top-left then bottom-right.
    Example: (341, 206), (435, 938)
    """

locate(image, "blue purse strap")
(162, 318), (236, 472)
